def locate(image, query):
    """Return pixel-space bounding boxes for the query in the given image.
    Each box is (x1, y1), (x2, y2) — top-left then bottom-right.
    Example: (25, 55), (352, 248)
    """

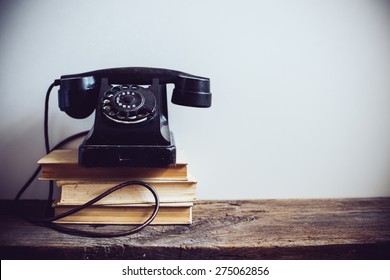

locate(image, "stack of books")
(38, 150), (196, 225)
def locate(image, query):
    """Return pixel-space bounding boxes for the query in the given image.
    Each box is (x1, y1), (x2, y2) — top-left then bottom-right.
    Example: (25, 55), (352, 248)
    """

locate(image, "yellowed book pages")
(54, 203), (192, 225)
(56, 179), (197, 205)
(38, 150), (188, 180)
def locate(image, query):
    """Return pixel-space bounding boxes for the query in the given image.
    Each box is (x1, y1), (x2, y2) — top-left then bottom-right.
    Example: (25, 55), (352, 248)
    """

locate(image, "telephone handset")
(57, 67), (211, 167)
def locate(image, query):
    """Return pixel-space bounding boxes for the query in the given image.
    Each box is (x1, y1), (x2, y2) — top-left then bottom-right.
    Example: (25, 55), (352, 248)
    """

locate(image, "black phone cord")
(14, 81), (160, 238)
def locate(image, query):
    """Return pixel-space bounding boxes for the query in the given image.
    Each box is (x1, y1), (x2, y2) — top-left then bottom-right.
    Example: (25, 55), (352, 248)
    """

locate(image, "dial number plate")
(101, 85), (156, 124)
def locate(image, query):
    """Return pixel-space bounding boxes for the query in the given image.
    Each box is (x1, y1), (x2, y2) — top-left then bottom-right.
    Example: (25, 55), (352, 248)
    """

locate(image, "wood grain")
(1, 198), (389, 259)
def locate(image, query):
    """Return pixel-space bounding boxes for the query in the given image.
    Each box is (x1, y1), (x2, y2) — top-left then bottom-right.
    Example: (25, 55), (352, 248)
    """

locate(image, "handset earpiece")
(171, 74), (211, 108)
(58, 76), (97, 119)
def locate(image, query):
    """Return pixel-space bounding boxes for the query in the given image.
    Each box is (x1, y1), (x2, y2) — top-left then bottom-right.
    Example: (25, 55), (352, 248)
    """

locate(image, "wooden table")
(1, 198), (389, 259)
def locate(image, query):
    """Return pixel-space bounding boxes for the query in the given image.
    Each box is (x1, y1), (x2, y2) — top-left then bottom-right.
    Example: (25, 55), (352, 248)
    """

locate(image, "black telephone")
(57, 67), (211, 167)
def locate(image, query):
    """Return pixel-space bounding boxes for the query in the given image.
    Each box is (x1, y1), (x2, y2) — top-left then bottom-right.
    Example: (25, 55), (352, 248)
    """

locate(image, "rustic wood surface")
(1, 198), (390, 259)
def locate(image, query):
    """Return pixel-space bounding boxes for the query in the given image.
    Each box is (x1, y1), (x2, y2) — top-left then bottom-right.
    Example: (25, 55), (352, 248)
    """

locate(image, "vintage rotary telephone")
(15, 67), (211, 237)
(58, 67), (211, 167)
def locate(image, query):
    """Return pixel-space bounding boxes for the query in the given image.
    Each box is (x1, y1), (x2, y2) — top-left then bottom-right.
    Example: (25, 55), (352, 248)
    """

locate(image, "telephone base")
(79, 143), (176, 168)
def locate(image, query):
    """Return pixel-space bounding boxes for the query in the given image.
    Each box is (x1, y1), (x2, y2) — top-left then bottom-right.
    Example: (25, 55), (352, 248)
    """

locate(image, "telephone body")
(57, 67), (211, 167)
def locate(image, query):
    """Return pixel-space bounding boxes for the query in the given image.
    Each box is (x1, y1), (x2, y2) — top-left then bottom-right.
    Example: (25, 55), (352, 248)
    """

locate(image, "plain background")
(1, 0), (390, 200)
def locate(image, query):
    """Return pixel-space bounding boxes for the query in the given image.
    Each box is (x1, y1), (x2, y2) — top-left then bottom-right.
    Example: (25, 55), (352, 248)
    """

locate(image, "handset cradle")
(57, 67), (211, 167)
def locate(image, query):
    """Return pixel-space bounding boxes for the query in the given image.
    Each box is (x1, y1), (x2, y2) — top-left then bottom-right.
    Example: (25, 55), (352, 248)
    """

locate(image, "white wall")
(1, 0), (390, 200)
